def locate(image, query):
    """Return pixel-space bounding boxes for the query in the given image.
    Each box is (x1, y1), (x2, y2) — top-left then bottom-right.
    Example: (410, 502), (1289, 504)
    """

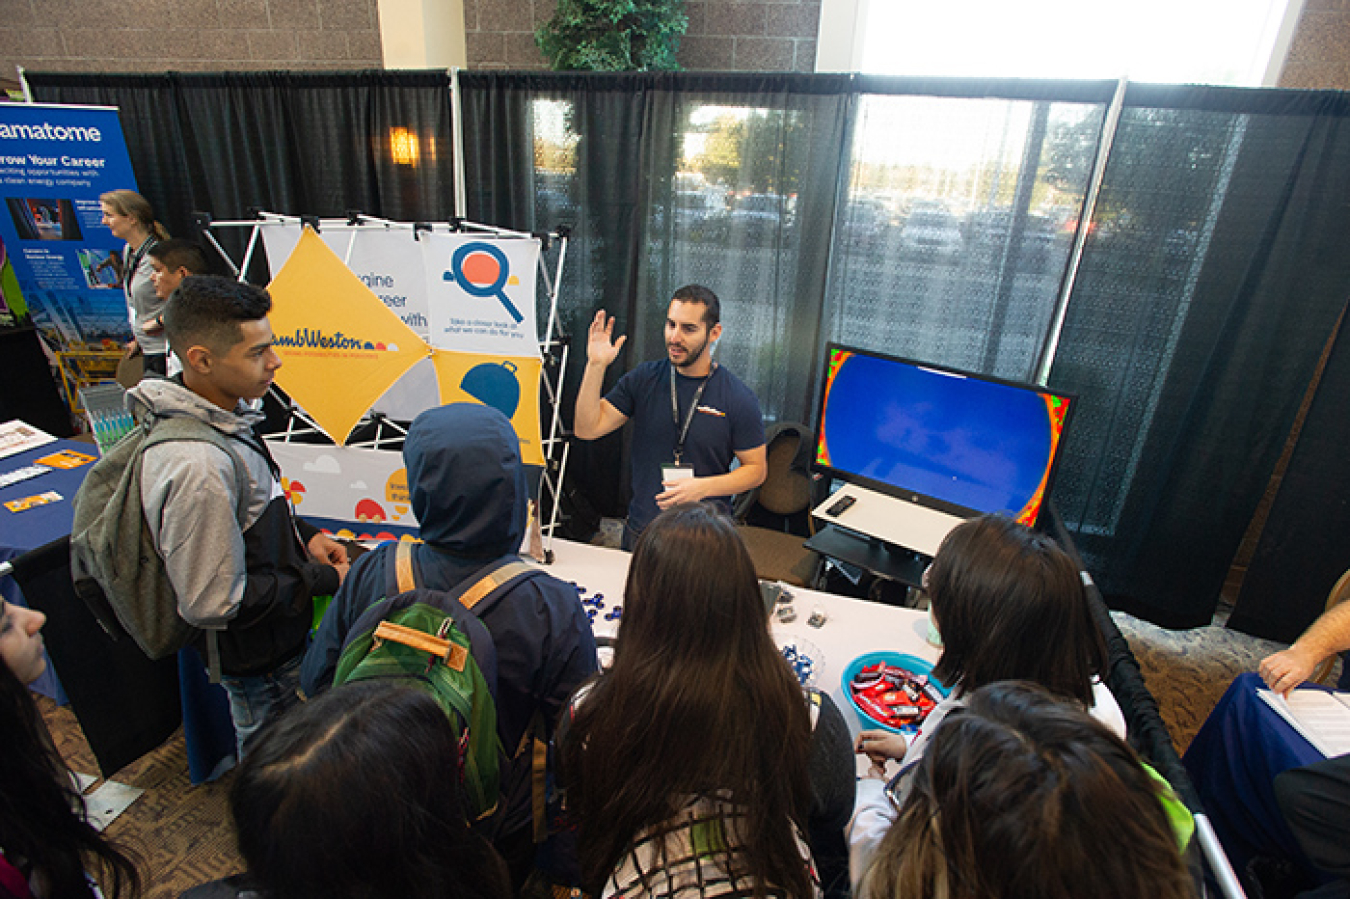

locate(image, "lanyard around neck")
(124, 236), (157, 299)
(670, 362), (716, 464)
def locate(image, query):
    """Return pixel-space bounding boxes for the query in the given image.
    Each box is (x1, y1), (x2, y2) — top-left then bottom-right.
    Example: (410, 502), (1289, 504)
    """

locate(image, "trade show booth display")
(200, 212), (574, 546)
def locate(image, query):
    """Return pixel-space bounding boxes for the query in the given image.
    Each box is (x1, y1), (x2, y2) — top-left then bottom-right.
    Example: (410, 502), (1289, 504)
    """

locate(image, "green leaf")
(536, 0), (687, 71)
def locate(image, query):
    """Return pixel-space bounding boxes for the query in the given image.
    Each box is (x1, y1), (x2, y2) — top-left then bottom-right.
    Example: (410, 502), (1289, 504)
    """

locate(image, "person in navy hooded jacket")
(301, 402), (599, 884)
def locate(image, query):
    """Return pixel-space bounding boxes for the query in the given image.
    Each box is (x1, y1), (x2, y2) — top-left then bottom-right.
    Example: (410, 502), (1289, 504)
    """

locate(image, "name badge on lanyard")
(671, 362), (715, 467)
(662, 463), (695, 485)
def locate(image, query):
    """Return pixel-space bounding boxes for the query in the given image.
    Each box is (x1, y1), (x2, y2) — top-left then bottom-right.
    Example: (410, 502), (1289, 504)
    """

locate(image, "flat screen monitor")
(813, 344), (1074, 528)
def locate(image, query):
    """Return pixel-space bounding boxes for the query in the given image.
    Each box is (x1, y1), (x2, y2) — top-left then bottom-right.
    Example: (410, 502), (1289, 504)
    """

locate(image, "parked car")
(965, 209), (1060, 268)
(674, 189), (727, 240)
(840, 197), (895, 250)
(898, 203), (963, 259)
(727, 192), (793, 243)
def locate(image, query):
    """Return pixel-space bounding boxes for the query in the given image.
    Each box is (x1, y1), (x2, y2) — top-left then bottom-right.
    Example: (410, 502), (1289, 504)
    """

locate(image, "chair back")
(757, 424), (814, 516)
(1312, 568), (1350, 684)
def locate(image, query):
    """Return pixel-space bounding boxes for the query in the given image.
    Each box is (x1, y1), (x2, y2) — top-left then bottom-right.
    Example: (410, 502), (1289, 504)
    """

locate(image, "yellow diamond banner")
(430, 350), (544, 466)
(268, 227), (427, 443)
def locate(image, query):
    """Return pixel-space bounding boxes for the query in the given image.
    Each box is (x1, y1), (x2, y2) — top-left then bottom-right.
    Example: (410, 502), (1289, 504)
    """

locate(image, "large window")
(826, 93), (1103, 380)
(842, 0), (1299, 86)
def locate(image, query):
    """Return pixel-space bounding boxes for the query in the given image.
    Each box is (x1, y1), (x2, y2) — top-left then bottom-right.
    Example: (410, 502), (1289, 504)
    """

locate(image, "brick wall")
(681, 0), (821, 72)
(1279, 0), (1350, 89)
(462, 0), (552, 70)
(2, 0), (1347, 87)
(0, 0), (382, 77)
(465, 0), (822, 72)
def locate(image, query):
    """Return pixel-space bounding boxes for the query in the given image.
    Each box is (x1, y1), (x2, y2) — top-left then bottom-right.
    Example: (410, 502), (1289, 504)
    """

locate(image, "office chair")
(734, 422), (821, 587)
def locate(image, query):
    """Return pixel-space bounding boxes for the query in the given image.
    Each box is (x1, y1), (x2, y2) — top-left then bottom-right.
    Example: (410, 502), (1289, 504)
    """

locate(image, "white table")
(539, 537), (942, 773)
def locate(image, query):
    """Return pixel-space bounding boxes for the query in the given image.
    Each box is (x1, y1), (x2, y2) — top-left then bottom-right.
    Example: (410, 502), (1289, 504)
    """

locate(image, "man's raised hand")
(586, 310), (627, 368)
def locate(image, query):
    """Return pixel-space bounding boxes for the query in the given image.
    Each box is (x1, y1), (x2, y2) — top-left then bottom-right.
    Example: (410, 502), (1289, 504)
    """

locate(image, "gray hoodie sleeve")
(141, 440), (249, 628)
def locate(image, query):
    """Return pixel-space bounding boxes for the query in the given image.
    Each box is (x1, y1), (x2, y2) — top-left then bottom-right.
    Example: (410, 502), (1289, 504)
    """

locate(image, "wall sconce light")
(390, 127), (420, 166)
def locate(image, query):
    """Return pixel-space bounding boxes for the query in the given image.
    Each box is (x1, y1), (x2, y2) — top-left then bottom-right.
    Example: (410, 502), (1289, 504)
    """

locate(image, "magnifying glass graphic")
(446, 242), (523, 324)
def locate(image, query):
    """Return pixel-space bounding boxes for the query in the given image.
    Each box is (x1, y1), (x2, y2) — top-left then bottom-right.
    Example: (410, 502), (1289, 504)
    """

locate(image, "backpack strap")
(141, 415), (252, 682)
(386, 542), (555, 841)
(392, 539), (417, 594)
(804, 686), (823, 731)
(461, 560), (539, 612)
(529, 706), (549, 842)
(389, 540), (541, 618)
(142, 415), (252, 525)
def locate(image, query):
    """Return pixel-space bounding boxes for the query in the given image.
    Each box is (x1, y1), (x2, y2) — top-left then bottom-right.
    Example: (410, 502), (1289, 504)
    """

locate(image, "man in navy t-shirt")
(574, 285), (767, 548)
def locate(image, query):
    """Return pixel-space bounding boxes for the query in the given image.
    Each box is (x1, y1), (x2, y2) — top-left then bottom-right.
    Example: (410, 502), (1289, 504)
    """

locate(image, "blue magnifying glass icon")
(447, 242), (523, 324)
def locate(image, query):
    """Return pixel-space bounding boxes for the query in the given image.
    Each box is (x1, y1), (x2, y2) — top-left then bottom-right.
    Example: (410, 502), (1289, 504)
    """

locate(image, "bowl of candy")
(778, 637), (823, 687)
(843, 651), (949, 735)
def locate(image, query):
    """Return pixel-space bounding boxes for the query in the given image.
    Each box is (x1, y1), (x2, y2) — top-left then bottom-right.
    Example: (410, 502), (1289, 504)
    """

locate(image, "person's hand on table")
(307, 531), (349, 567)
(856, 729), (909, 780)
(1259, 646), (1319, 697)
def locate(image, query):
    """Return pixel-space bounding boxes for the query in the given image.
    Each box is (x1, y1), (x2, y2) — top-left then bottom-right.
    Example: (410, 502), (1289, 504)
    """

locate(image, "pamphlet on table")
(0, 420), (56, 460)
(1258, 687), (1350, 758)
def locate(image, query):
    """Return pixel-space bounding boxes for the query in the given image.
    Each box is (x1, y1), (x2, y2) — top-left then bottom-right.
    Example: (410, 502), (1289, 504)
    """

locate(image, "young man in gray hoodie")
(131, 275), (348, 755)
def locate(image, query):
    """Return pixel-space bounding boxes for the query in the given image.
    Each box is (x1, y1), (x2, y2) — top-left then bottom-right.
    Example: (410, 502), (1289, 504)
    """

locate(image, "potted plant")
(537, 0), (688, 71)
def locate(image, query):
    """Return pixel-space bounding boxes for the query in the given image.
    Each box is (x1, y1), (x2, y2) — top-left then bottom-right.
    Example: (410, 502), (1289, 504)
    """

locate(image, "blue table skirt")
(1, 437), (236, 783)
(0, 438), (97, 703)
(1183, 672), (1331, 885)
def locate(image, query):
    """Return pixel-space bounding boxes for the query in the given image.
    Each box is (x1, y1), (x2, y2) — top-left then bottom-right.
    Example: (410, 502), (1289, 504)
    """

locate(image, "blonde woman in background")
(100, 189), (169, 377)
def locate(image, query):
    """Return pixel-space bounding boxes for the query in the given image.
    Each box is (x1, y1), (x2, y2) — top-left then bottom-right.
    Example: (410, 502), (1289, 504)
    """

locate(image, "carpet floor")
(38, 696), (242, 899)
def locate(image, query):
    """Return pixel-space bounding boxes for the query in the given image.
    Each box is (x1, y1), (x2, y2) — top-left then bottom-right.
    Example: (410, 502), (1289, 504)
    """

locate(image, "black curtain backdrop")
(0, 328), (75, 437)
(27, 70), (1350, 637)
(1230, 308), (1350, 643)
(1050, 86), (1350, 629)
(27, 70), (455, 276)
(458, 72), (852, 519)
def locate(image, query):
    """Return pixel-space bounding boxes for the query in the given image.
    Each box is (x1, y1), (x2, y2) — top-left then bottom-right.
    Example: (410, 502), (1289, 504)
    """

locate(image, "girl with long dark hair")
(227, 680), (511, 899)
(849, 514), (1123, 889)
(561, 504), (820, 899)
(860, 681), (1194, 899)
(0, 599), (140, 899)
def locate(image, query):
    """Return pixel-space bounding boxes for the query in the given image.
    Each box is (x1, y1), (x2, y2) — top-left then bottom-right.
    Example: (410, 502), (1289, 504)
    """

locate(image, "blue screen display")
(815, 347), (1072, 524)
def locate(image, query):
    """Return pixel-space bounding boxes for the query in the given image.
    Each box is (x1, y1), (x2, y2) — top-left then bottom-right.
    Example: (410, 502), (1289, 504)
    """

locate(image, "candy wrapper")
(849, 661), (939, 731)
(778, 638), (823, 687)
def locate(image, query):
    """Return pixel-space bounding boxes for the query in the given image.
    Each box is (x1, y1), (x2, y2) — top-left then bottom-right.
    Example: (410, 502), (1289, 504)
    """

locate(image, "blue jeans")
(220, 653), (303, 758)
(622, 520), (641, 551)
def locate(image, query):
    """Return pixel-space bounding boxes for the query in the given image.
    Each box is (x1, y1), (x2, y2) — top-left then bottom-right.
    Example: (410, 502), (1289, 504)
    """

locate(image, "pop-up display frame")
(197, 211), (573, 558)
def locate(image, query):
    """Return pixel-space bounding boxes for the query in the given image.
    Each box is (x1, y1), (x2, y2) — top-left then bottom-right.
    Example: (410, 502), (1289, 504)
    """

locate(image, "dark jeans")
(621, 519), (641, 551)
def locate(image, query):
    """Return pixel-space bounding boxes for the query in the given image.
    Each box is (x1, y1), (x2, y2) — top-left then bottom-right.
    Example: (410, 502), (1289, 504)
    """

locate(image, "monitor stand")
(804, 525), (928, 590)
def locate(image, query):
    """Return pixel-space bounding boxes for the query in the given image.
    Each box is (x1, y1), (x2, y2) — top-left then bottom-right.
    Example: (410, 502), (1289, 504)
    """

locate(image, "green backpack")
(332, 540), (540, 822)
